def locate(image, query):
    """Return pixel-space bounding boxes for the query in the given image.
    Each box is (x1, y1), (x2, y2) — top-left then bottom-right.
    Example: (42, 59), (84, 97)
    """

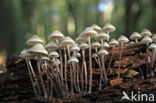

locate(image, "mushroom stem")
(102, 55), (108, 82)
(25, 59), (37, 96)
(59, 51), (64, 84)
(70, 63), (74, 95)
(146, 43), (150, 77)
(118, 43), (123, 79)
(37, 61), (48, 99)
(27, 59), (41, 96)
(107, 46), (115, 72)
(135, 39), (138, 43)
(76, 63), (81, 93)
(150, 49), (156, 77)
(88, 37), (93, 93)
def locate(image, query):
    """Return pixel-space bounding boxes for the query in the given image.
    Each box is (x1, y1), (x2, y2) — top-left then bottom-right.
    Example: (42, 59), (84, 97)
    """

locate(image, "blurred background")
(0, 0), (156, 57)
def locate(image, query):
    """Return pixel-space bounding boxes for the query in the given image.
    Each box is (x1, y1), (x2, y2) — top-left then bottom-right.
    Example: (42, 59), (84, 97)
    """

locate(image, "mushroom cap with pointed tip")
(92, 53), (97, 58)
(48, 51), (59, 58)
(141, 36), (153, 44)
(118, 35), (129, 43)
(70, 45), (80, 52)
(68, 56), (79, 64)
(26, 35), (44, 45)
(98, 49), (108, 55)
(149, 43), (156, 49)
(109, 39), (119, 46)
(91, 41), (101, 49)
(152, 34), (156, 41)
(60, 36), (75, 46)
(80, 27), (98, 38)
(75, 36), (88, 43)
(28, 44), (48, 56)
(48, 30), (65, 40)
(21, 50), (34, 59)
(95, 32), (110, 41)
(130, 32), (142, 40)
(90, 24), (102, 33)
(40, 56), (50, 61)
(103, 42), (110, 48)
(45, 41), (58, 51)
(103, 23), (116, 32)
(79, 43), (89, 49)
(141, 29), (152, 37)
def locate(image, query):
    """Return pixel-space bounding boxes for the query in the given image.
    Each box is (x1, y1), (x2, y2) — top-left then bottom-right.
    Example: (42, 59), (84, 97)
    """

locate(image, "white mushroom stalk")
(108, 39), (119, 72)
(28, 44), (48, 99)
(79, 43), (89, 93)
(80, 27), (97, 93)
(117, 35), (129, 79)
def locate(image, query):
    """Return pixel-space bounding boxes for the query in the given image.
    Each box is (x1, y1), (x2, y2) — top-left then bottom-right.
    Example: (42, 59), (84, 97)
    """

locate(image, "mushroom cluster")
(20, 24), (155, 100)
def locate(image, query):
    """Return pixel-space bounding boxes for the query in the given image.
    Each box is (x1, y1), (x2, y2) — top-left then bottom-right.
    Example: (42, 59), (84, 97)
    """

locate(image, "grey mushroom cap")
(26, 35), (44, 45)
(118, 35), (129, 43)
(141, 29), (152, 37)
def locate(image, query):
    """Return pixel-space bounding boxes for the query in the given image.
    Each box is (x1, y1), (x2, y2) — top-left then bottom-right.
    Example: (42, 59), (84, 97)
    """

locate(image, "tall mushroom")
(28, 44), (48, 99)
(79, 43), (89, 93)
(68, 56), (79, 95)
(141, 36), (153, 77)
(117, 35), (129, 79)
(97, 49), (108, 90)
(108, 39), (119, 72)
(80, 27), (98, 93)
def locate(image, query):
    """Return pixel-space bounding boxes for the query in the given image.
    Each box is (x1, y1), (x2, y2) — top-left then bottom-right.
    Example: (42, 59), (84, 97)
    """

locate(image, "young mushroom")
(26, 35), (44, 45)
(68, 56), (79, 95)
(80, 27), (98, 93)
(79, 43), (89, 93)
(141, 29), (152, 37)
(97, 48), (108, 90)
(117, 35), (129, 79)
(130, 32), (142, 43)
(141, 36), (153, 77)
(108, 39), (119, 72)
(28, 44), (48, 99)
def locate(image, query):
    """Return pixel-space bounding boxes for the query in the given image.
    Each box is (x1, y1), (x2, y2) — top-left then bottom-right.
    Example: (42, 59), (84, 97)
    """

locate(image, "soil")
(0, 43), (156, 103)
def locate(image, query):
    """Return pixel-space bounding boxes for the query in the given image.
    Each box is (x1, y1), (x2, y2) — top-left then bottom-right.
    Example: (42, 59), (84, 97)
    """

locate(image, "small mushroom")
(26, 35), (44, 45)
(117, 35), (129, 79)
(130, 32), (142, 43)
(80, 27), (97, 93)
(91, 24), (102, 33)
(108, 39), (119, 72)
(152, 34), (156, 43)
(141, 29), (152, 37)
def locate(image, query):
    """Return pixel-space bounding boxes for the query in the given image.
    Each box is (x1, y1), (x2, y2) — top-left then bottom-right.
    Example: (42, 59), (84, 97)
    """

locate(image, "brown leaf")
(110, 78), (123, 86)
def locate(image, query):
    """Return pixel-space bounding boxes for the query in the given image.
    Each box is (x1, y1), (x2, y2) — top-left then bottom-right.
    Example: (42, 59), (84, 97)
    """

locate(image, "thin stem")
(102, 55), (108, 82)
(70, 63), (74, 95)
(76, 63), (81, 93)
(88, 37), (92, 93)
(107, 46), (115, 72)
(118, 43), (123, 79)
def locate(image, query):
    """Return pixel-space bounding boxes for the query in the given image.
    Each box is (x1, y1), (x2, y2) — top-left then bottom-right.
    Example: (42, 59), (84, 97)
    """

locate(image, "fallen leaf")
(110, 78), (123, 86)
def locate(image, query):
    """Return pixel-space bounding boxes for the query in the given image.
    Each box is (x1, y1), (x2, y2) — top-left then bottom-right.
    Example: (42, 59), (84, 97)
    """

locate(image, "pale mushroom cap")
(103, 23), (116, 32)
(149, 43), (156, 49)
(26, 35), (44, 45)
(92, 53), (97, 58)
(21, 51), (34, 59)
(68, 56), (79, 64)
(97, 49), (108, 55)
(76, 52), (81, 57)
(28, 44), (48, 56)
(141, 29), (152, 37)
(130, 32), (142, 40)
(75, 36), (88, 43)
(103, 42), (110, 48)
(79, 43), (89, 49)
(129, 41), (135, 44)
(45, 41), (58, 51)
(40, 56), (50, 61)
(80, 27), (98, 38)
(48, 51), (59, 58)
(118, 35), (129, 43)
(95, 32), (110, 41)
(48, 30), (65, 40)
(109, 39), (119, 46)
(20, 49), (28, 57)
(152, 34), (156, 41)
(70, 45), (80, 52)
(90, 24), (102, 33)
(60, 36), (75, 46)
(91, 41), (101, 49)
(141, 36), (153, 44)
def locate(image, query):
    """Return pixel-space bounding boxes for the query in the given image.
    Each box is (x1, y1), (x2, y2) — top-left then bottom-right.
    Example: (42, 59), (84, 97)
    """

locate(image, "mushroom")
(108, 39), (119, 72)
(80, 27), (98, 93)
(68, 56), (79, 95)
(149, 43), (156, 77)
(117, 35), (129, 79)
(97, 48), (108, 90)
(103, 23), (116, 41)
(130, 32), (142, 43)
(91, 24), (102, 33)
(70, 44), (80, 93)
(141, 29), (152, 37)
(141, 36), (153, 77)
(28, 44), (48, 99)
(79, 43), (89, 93)
(26, 35), (44, 45)
(152, 34), (156, 43)
(20, 49), (40, 96)
(45, 41), (58, 52)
